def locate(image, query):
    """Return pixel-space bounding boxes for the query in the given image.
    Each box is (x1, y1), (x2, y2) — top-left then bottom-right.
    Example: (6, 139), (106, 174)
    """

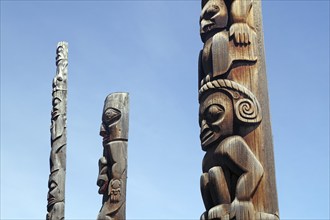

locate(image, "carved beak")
(200, 120), (213, 146)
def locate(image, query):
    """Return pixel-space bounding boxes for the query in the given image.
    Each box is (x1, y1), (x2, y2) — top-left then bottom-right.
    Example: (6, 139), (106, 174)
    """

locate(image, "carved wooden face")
(200, 0), (228, 42)
(47, 170), (64, 208)
(100, 107), (122, 141)
(51, 96), (64, 121)
(99, 93), (129, 142)
(199, 92), (233, 150)
(51, 96), (65, 140)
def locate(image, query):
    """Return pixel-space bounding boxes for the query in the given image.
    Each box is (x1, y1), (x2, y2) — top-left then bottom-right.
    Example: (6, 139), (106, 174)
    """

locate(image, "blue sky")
(1, 0), (329, 219)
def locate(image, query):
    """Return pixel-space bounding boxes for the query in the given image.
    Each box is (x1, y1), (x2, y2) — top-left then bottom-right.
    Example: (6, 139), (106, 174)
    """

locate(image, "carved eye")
(210, 5), (220, 12)
(48, 180), (58, 190)
(52, 98), (61, 106)
(103, 108), (121, 125)
(205, 5), (219, 18)
(205, 105), (224, 123)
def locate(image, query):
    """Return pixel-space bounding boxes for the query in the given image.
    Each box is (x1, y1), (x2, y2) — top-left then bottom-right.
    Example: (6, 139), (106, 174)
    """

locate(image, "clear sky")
(1, 0), (329, 219)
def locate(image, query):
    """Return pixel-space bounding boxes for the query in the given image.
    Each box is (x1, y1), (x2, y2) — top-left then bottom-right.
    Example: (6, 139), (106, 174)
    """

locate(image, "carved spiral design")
(236, 98), (258, 123)
(199, 79), (262, 124)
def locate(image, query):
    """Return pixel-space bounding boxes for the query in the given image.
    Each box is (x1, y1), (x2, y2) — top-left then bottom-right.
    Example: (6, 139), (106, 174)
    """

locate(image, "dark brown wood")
(97, 93), (129, 220)
(198, 1), (279, 219)
(47, 42), (68, 220)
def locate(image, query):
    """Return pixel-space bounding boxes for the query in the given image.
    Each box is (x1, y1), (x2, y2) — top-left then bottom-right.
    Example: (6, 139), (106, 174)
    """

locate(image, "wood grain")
(198, 1), (279, 219)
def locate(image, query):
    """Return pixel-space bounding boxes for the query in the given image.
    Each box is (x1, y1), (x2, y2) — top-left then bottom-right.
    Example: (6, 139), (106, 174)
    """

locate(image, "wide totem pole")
(198, 1), (279, 220)
(47, 42), (68, 220)
(97, 93), (129, 220)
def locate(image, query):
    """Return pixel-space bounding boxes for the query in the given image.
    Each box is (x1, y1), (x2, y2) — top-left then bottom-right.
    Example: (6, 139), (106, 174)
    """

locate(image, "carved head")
(199, 79), (262, 150)
(53, 42), (68, 92)
(200, 0), (228, 42)
(100, 93), (129, 142)
(50, 96), (65, 140)
(47, 170), (65, 210)
(199, 92), (234, 150)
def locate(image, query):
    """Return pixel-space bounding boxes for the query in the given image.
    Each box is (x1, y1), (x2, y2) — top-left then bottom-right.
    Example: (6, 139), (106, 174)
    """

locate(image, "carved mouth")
(200, 130), (213, 145)
(202, 23), (215, 34)
(98, 181), (109, 194)
(102, 136), (110, 143)
(47, 197), (56, 206)
(201, 25), (225, 42)
(51, 109), (60, 119)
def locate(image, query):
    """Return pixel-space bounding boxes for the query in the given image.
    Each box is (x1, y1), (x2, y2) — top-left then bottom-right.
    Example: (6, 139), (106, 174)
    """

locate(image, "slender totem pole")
(97, 93), (129, 220)
(47, 42), (68, 220)
(198, 1), (279, 220)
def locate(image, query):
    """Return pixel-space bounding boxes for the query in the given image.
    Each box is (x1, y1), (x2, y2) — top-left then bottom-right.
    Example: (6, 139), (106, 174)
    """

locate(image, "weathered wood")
(198, 1), (279, 219)
(97, 93), (129, 220)
(47, 42), (68, 220)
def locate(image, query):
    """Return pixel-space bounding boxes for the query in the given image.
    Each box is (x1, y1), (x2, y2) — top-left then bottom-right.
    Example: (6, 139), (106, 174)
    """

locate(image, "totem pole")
(198, 1), (279, 220)
(97, 93), (129, 220)
(47, 42), (68, 220)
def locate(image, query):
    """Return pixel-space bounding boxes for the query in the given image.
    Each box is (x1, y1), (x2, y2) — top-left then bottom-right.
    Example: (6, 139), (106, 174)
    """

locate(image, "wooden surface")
(97, 93), (129, 220)
(198, 1), (279, 219)
(47, 42), (68, 220)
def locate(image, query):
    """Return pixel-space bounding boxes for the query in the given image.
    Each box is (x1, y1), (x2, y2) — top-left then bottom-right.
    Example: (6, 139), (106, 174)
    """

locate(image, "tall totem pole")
(47, 42), (68, 220)
(198, 1), (279, 220)
(97, 93), (129, 220)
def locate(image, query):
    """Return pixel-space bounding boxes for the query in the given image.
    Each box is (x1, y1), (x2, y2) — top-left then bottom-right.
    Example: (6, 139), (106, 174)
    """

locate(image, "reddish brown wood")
(198, 1), (279, 219)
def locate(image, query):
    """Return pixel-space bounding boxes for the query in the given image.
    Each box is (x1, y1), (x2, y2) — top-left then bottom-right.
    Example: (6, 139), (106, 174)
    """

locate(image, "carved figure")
(97, 93), (129, 220)
(201, 0), (255, 44)
(199, 0), (257, 87)
(47, 42), (68, 220)
(199, 80), (277, 220)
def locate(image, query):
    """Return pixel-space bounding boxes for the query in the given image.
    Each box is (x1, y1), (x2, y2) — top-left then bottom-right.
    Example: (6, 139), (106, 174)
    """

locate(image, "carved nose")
(99, 124), (107, 137)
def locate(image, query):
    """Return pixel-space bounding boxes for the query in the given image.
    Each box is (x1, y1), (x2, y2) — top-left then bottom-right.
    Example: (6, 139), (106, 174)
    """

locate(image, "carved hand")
(229, 198), (255, 220)
(208, 204), (230, 220)
(109, 179), (121, 202)
(229, 23), (253, 45)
